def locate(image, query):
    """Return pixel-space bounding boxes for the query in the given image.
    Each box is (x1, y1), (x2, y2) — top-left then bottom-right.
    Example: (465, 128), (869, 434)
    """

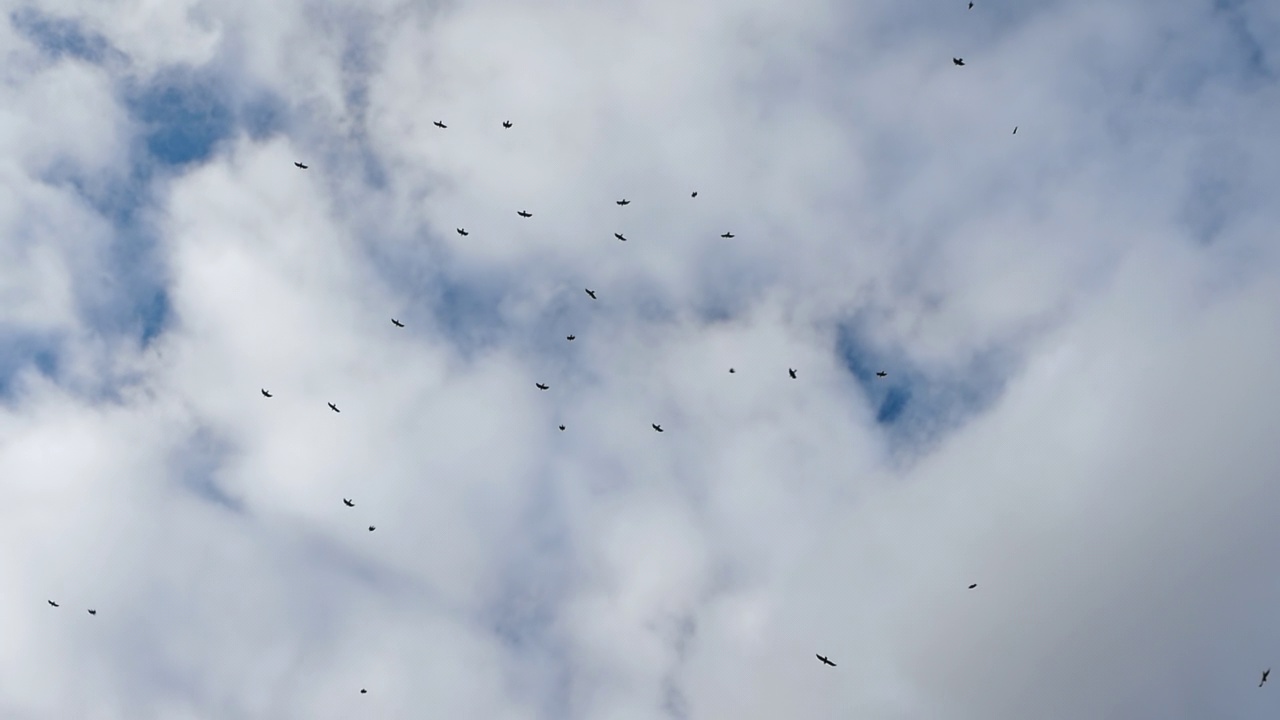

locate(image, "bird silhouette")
(48, 600), (59, 608)
(261, 389), (272, 397)
(953, 57), (965, 66)
(294, 162), (308, 169)
(361, 689), (368, 694)
(87, 609), (96, 615)
(1262, 669), (1271, 687)
(434, 120), (447, 128)
(968, 1), (974, 7)
(816, 654), (836, 667)
(876, 371), (887, 378)
(536, 383), (549, 390)
(558, 425), (566, 431)
(585, 289), (597, 300)
(567, 335), (576, 341)
(517, 210), (532, 218)
(652, 424), (663, 432)
(614, 233), (627, 242)
(343, 499), (355, 507)
(502, 121), (513, 128)
(616, 199), (630, 206)
(729, 368), (736, 373)
(368, 526), (376, 532)
(457, 228), (469, 236)
(789, 368), (797, 379)
(968, 583), (978, 589)
(691, 191), (698, 197)
(328, 402), (340, 413)
(391, 318), (404, 327)
(721, 232), (735, 238)
(1013, 126), (1018, 134)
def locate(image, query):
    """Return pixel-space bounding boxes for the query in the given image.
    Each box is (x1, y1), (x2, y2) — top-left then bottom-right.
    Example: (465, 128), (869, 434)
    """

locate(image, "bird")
(434, 120), (447, 128)
(558, 425), (565, 431)
(876, 371), (888, 378)
(1013, 126), (1018, 134)
(536, 383), (549, 390)
(720, 232), (735, 238)
(953, 57), (965, 66)
(816, 654), (837, 667)
(502, 121), (512, 128)
(328, 402), (340, 413)
(652, 424), (663, 432)
(361, 689), (368, 694)
(789, 368), (797, 379)
(368, 526), (376, 532)
(294, 162), (308, 169)
(614, 233), (627, 242)
(691, 191), (698, 197)
(261, 389), (272, 397)
(517, 210), (532, 218)
(729, 368), (736, 373)
(48, 600), (59, 608)
(457, 228), (469, 236)
(566, 335), (576, 341)
(87, 609), (96, 615)
(343, 499), (355, 507)
(1262, 669), (1272, 687)
(968, 583), (977, 589)
(391, 318), (404, 327)
(585, 289), (597, 300)
(968, 1), (974, 7)
(616, 199), (630, 206)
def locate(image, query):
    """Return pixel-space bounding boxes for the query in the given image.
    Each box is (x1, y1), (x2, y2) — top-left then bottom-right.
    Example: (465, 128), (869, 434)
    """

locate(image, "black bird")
(48, 600), (59, 608)
(434, 120), (447, 128)
(614, 233), (627, 242)
(585, 289), (597, 299)
(368, 526), (376, 532)
(457, 228), (469, 236)
(968, 583), (977, 589)
(517, 210), (532, 218)
(87, 609), (96, 615)
(953, 57), (965, 66)
(558, 425), (565, 431)
(1013, 126), (1018, 134)
(789, 368), (797, 379)
(729, 368), (735, 373)
(652, 424), (663, 432)
(816, 654), (836, 667)
(294, 162), (308, 169)
(536, 383), (549, 390)
(691, 191), (698, 197)
(328, 402), (340, 413)
(502, 121), (513, 128)
(361, 689), (368, 694)
(261, 389), (272, 397)
(392, 318), (404, 327)
(1262, 669), (1271, 687)
(969, 1), (974, 7)
(876, 371), (887, 378)
(616, 199), (630, 206)
(721, 232), (735, 238)
(567, 335), (576, 341)
(343, 499), (355, 507)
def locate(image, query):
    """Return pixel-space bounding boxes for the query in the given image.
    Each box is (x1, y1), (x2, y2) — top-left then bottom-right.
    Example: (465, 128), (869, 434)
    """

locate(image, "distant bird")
(361, 689), (368, 694)
(1012, 126), (1018, 134)
(585, 289), (597, 300)
(391, 318), (404, 327)
(558, 425), (565, 431)
(721, 232), (735, 238)
(343, 499), (355, 507)
(457, 228), (469, 236)
(567, 335), (576, 341)
(652, 424), (663, 432)
(968, 583), (977, 589)
(969, 1), (974, 7)
(517, 210), (532, 218)
(294, 162), (308, 169)
(789, 368), (797, 379)
(328, 402), (340, 413)
(876, 371), (887, 378)
(261, 389), (272, 397)
(1262, 669), (1271, 687)
(536, 383), (550, 390)
(953, 57), (965, 66)
(691, 191), (698, 197)
(502, 121), (512, 128)
(816, 654), (836, 667)
(48, 600), (59, 608)
(434, 120), (447, 128)
(729, 368), (736, 373)
(614, 233), (627, 242)
(368, 526), (376, 532)
(87, 609), (96, 615)
(616, 199), (630, 206)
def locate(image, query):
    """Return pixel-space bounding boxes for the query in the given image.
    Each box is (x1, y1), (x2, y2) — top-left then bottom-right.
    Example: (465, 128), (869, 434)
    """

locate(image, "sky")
(1, 0), (1279, 717)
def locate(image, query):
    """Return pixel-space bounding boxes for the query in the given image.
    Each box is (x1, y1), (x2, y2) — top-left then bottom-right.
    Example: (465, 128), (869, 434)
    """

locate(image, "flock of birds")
(41, 0), (1275, 702)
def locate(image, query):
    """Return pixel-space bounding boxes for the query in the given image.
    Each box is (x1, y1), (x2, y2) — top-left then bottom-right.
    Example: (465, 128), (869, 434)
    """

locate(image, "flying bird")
(536, 383), (549, 390)
(391, 318), (404, 327)
(343, 499), (355, 507)
(953, 57), (965, 66)
(48, 600), (59, 608)
(720, 232), (735, 238)
(652, 424), (663, 432)
(614, 233), (627, 242)
(261, 389), (272, 397)
(566, 335), (576, 341)
(294, 162), (308, 169)
(434, 120), (447, 128)
(1262, 669), (1271, 687)
(816, 654), (837, 667)
(616, 199), (630, 206)
(729, 368), (736, 373)
(517, 210), (532, 218)
(585, 289), (597, 299)
(969, 1), (974, 7)
(328, 402), (340, 413)
(789, 368), (797, 379)
(876, 371), (888, 378)
(691, 191), (698, 197)
(1013, 126), (1018, 134)
(361, 689), (368, 694)
(558, 425), (565, 431)
(368, 526), (376, 532)
(502, 121), (512, 128)
(968, 583), (978, 589)
(457, 228), (469, 236)
(87, 609), (96, 615)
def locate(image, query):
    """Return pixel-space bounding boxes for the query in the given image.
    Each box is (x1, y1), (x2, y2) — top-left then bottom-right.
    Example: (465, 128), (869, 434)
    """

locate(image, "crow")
(953, 58), (965, 66)
(721, 232), (735, 238)
(517, 210), (532, 218)
(392, 319), (404, 327)
(558, 425), (566, 431)
(816, 654), (836, 667)
(567, 335), (576, 341)
(502, 121), (513, 128)
(87, 609), (97, 615)
(876, 371), (888, 378)
(48, 600), (59, 608)
(968, 583), (978, 589)
(729, 368), (736, 373)
(616, 199), (630, 206)
(536, 383), (550, 390)
(261, 389), (273, 397)
(614, 233), (627, 242)
(691, 191), (698, 197)
(457, 228), (469, 236)
(294, 162), (308, 169)
(434, 120), (447, 128)
(344, 499), (355, 507)
(652, 424), (663, 432)
(328, 402), (340, 413)
(789, 368), (797, 379)
(368, 526), (376, 532)
(1262, 669), (1272, 688)
(361, 689), (368, 694)
(585, 289), (597, 299)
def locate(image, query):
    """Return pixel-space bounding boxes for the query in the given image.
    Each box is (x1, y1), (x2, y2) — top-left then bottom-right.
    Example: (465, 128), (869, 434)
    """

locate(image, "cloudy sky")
(1, 0), (1279, 717)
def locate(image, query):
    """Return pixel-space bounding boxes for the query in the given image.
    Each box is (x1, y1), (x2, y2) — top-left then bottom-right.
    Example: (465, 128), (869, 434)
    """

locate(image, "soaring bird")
(876, 371), (888, 378)
(87, 609), (97, 615)
(48, 600), (59, 608)
(691, 191), (698, 197)
(585, 289), (597, 299)
(392, 318), (404, 327)
(616, 199), (630, 206)
(343, 499), (355, 507)
(816, 654), (837, 667)
(294, 162), (308, 169)
(721, 232), (735, 238)
(457, 228), (469, 236)
(328, 402), (340, 413)
(953, 57), (965, 66)
(368, 526), (376, 532)
(558, 425), (566, 431)
(261, 389), (272, 397)
(1013, 126), (1018, 134)
(789, 368), (797, 379)
(517, 210), (532, 218)
(536, 383), (550, 390)
(502, 121), (513, 128)
(566, 335), (576, 341)
(652, 424), (664, 432)
(729, 368), (736, 373)
(434, 120), (447, 128)
(968, 583), (978, 589)
(614, 233), (627, 242)
(968, 1), (974, 7)
(361, 689), (368, 694)
(1262, 669), (1271, 687)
